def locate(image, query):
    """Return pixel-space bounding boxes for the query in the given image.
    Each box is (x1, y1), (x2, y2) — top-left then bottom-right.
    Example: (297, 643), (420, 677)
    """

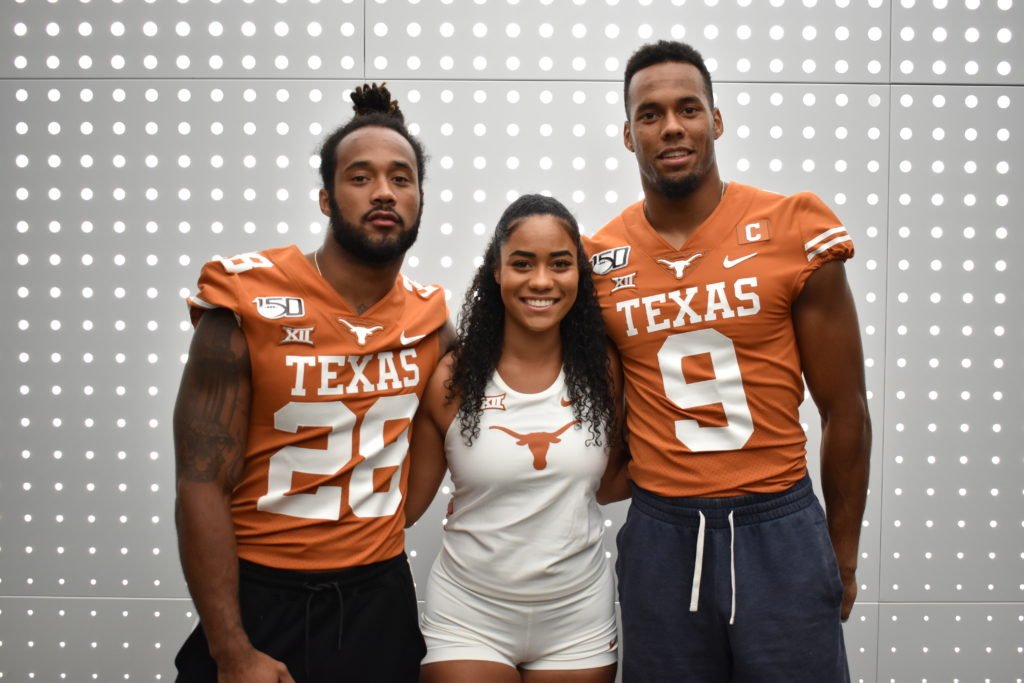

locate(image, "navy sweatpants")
(616, 476), (850, 683)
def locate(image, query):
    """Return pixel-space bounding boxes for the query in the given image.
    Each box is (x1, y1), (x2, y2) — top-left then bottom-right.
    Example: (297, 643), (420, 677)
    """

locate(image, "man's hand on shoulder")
(217, 646), (295, 683)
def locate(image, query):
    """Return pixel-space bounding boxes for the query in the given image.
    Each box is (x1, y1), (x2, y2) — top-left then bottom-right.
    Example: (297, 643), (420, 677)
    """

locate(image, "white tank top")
(437, 369), (610, 600)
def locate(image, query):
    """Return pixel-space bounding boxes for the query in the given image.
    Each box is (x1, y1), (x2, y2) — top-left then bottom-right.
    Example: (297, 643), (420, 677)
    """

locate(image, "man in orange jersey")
(173, 84), (452, 683)
(588, 42), (871, 682)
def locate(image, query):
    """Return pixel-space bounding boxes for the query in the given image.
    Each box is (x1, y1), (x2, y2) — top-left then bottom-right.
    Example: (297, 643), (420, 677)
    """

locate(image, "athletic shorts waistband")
(238, 552), (408, 590)
(630, 475), (814, 528)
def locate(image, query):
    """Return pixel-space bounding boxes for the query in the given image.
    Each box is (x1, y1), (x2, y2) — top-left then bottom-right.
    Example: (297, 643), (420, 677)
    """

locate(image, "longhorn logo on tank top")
(488, 421), (578, 470)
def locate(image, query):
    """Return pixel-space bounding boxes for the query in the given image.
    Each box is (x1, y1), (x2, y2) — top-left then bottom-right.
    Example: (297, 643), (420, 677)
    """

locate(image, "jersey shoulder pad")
(187, 246), (292, 325)
(787, 191), (853, 264)
(400, 273), (444, 302)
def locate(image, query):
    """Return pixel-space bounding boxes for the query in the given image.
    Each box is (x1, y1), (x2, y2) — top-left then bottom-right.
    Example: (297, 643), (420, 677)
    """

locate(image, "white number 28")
(257, 394), (419, 520)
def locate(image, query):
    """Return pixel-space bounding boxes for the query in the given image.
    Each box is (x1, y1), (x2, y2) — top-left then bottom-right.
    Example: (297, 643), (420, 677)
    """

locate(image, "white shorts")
(420, 558), (618, 670)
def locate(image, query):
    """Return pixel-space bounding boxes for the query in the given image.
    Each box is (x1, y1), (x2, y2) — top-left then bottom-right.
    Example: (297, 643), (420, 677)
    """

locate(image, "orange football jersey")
(588, 182), (854, 497)
(187, 245), (448, 570)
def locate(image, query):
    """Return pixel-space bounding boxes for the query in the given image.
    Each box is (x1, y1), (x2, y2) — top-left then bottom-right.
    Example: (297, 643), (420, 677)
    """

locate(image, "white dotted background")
(2, 1), (1021, 681)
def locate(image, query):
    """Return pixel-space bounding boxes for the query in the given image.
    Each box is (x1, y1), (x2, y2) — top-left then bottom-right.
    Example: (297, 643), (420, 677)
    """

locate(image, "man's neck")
(642, 171), (725, 250)
(314, 241), (403, 314)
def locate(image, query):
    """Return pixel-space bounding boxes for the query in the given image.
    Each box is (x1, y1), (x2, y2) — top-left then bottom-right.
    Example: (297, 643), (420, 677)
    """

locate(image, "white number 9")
(657, 329), (754, 452)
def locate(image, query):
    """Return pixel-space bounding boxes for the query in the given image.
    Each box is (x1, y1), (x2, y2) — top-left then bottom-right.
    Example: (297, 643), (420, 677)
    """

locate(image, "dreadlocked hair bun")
(350, 82), (404, 122)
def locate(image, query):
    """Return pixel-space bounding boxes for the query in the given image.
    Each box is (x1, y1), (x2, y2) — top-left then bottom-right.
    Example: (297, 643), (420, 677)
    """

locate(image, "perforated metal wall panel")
(2, 1), (365, 78)
(3, 1), (1020, 681)
(891, 1), (1021, 85)
(365, 0), (892, 82)
(0, 597), (196, 681)
(881, 84), (1021, 604)
(877, 604), (1024, 681)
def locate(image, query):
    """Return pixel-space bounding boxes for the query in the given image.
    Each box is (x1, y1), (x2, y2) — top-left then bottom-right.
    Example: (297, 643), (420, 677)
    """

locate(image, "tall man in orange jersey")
(588, 42), (871, 682)
(173, 84), (451, 683)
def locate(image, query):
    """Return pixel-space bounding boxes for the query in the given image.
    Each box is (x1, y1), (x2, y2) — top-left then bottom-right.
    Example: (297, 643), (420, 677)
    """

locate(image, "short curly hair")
(623, 40), (714, 117)
(448, 194), (615, 447)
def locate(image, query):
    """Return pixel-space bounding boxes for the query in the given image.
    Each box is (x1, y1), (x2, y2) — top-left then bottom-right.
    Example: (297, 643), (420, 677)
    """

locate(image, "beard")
(328, 196), (421, 265)
(653, 171), (703, 199)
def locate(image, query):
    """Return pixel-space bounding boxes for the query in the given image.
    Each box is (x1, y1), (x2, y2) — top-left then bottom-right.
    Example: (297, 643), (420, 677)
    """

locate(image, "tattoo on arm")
(175, 312), (252, 485)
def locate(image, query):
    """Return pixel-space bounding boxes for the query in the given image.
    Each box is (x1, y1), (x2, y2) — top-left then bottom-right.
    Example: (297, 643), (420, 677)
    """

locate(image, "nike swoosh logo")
(399, 331), (426, 346)
(723, 252), (758, 268)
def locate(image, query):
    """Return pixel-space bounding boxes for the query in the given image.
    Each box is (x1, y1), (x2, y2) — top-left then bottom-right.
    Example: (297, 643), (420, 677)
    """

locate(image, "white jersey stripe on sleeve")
(189, 295), (216, 309)
(804, 226), (848, 252)
(805, 235), (852, 261)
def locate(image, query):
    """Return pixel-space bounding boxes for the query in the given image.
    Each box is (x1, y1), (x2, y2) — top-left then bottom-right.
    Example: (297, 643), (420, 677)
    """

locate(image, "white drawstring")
(689, 510), (737, 624)
(728, 510), (736, 625)
(689, 511), (706, 612)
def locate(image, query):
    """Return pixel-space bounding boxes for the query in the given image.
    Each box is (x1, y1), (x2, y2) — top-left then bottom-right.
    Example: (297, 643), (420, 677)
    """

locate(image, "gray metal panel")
(881, 85), (1022, 603)
(892, 1), (1022, 85)
(366, 0), (890, 83)
(876, 603), (1024, 681)
(846, 602), (881, 683)
(0, 597), (194, 681)
(1, 1), (364, 78)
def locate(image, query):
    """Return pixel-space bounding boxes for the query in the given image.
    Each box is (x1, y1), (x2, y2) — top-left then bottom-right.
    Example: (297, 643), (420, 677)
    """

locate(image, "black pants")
(175, 553), (425, 683)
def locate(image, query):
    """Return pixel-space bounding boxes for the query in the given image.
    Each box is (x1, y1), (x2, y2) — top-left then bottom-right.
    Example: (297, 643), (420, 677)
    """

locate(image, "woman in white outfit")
(405, 194), (628, 683)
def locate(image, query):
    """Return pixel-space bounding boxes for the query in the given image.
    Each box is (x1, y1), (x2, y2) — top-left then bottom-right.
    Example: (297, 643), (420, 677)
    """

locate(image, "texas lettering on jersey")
(284, 351), (421, 397)
(188, 245), (448, 570)
(615, 277), (761, 337)
(588, 182), (853, 498)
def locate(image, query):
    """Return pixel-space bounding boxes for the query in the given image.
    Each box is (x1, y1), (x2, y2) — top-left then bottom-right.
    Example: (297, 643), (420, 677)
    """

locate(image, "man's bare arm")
(404, 354), (455, 527)
(174, 308), (294, 682)
(793, 260), (872, 622)
(438, 319), (457, 354)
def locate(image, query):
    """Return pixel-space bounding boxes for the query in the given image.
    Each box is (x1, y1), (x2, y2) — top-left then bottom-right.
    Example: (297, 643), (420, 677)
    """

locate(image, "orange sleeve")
(790, 192), (855, 299)
(186, 253), (276, 326)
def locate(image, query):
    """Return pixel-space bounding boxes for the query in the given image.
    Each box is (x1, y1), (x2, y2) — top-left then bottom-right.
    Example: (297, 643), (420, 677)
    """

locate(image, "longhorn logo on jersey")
(591, 246), (631, 275)
(489, 421), (578, 470)
(253, 296), (305, 319)
(338, 318), (383, 346)
(657, 253), (703, 279)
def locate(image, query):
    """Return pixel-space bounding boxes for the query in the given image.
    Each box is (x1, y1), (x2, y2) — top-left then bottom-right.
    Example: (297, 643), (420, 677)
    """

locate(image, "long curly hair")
(448, 194), (615, 447)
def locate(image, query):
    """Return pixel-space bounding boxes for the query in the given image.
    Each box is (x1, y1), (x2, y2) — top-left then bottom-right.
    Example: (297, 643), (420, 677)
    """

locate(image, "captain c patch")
(737, 220), (771, 245)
